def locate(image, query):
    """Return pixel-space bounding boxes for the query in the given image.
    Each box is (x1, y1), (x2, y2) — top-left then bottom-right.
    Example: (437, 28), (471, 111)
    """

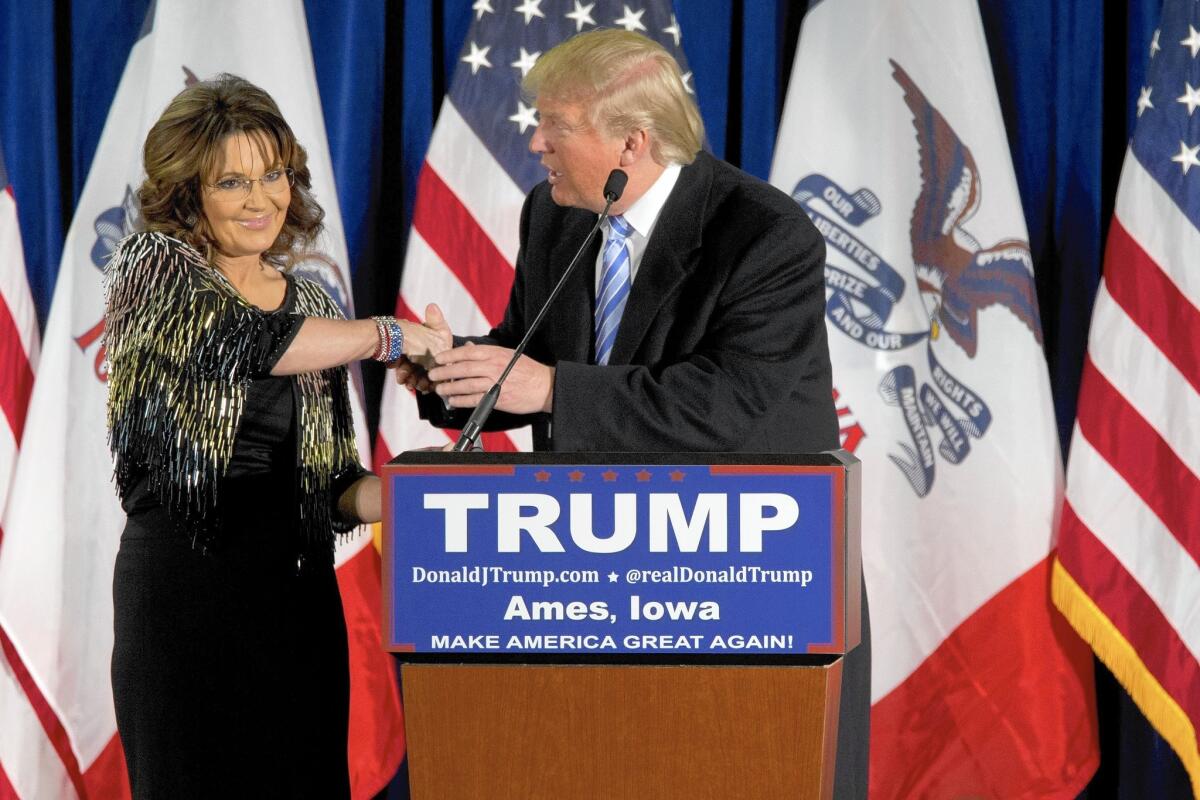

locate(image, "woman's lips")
(237, 215), (273, 231)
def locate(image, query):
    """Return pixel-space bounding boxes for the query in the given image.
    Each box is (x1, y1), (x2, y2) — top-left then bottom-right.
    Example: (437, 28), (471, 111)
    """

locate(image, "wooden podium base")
(401, 662), (843, 799)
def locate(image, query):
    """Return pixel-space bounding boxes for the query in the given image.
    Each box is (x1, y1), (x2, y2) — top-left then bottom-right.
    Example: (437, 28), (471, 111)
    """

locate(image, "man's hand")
(390, 356), (433, 393)
(429, 344), (555, 414)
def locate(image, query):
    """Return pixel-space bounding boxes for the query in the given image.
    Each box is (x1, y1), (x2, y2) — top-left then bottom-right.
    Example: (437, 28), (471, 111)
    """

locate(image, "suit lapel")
(608, 154), (712, 365)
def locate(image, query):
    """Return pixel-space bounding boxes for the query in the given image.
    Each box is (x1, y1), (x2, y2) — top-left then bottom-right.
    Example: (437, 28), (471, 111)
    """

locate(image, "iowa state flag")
(0, 3), (402, 797)
(1053, 1), (1200, 794)
(769, 0), (1099, 796)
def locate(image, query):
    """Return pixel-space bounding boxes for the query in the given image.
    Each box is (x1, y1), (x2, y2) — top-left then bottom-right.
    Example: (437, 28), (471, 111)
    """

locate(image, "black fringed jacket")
(104, 231), (365, 550)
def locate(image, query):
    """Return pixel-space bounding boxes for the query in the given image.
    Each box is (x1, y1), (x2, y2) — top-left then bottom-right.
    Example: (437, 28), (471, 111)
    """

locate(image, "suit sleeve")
(550, 212), (832, 451)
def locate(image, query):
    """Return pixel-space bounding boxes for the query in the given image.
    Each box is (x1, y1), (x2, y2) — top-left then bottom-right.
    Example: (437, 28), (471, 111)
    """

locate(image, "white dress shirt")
(594, 163), (682, 293)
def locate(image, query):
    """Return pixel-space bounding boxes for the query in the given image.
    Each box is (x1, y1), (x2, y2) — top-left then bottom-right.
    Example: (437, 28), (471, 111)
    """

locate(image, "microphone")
(451, 168), (628, 451)
(602, 169), (628, 202)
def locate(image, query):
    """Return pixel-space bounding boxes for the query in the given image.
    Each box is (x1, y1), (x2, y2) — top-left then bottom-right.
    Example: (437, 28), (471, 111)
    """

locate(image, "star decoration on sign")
(514, 0), (545, 25)
(635, 469), (652, 482)
(681, 71), (694, 95)
(1170, 140), (1200, 175)
(608, 572), (619, 583)
(511, 47), (541, 78)
(669, 470), (686, 482)
(472, 0), (494, 20)
(508, 101), (539, 133)
(601, 470), (619, 482)
(614, 5), (647, 32)
(1137, 86), (1154, 116)
(534, 469), (551, 482)
(1182, 25), (1200, 58)
(568, 470), (585, 482)
(1150, 28), (1161, 57)
(462, 41), (492, 75)
(566, 1), (596, 32)
(663, 13), (681, 46)
(1178, 82), (1200, 115)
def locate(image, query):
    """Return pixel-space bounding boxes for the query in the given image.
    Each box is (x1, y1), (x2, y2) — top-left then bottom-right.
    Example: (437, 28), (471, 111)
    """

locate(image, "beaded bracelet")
(371, 315), (404, 363)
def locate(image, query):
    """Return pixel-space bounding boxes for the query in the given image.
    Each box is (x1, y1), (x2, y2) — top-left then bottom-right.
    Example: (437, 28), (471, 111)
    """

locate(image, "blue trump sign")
(383, 458), (857, 657)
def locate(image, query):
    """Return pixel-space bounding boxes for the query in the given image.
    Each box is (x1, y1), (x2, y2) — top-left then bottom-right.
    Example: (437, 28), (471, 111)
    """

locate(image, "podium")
(381, 451), (861, 799)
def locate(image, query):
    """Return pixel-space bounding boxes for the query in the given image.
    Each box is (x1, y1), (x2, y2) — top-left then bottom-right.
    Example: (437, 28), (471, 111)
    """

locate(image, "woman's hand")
(400, 303), (452, 370)
(337, 475), (381, 524)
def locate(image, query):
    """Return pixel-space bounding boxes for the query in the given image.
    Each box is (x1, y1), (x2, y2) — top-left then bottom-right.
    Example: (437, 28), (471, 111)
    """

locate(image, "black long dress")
(110, 369), (352, 798)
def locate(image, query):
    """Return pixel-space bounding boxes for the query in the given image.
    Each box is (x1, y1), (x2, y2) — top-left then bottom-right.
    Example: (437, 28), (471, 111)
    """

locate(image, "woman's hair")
(138, 73), (323, 269)
(522, 29), (704, 166)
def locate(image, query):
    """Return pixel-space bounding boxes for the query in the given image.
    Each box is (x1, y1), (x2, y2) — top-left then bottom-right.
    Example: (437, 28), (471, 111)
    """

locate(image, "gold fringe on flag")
(1051, 558), (1200, 798)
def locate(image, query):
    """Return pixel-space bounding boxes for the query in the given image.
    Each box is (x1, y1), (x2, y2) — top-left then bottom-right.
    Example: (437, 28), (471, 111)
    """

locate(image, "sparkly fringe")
(104, 231), (362, 553)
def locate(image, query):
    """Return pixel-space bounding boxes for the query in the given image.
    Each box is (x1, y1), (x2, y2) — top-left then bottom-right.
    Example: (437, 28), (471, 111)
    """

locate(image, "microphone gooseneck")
(451, 169), (628, 452)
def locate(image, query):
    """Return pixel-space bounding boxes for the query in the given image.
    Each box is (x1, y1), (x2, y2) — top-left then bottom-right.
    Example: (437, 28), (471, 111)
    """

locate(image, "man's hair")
(138, 73), (324, 269)
(523, 29), (704, 166)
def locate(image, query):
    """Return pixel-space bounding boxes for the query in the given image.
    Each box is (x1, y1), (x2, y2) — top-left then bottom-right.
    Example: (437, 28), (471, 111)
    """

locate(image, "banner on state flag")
(0, 3), (403, 798)
(375, 0), (693, 465)
(770, 1), (1098, 796)
(1053, 2), (1200, 795)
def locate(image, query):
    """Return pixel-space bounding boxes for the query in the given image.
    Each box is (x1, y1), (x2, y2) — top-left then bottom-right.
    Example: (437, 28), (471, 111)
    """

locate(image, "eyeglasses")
(205, 168), (294, 201)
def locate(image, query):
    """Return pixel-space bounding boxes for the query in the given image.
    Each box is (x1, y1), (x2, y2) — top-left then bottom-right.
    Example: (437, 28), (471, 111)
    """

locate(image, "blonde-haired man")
(420, 29), (868, 795)
(426, 28), (839, 450)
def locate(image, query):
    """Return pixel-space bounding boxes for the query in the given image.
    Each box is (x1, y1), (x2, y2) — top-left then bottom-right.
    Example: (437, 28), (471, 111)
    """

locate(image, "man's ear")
(619, 129), (650, 167)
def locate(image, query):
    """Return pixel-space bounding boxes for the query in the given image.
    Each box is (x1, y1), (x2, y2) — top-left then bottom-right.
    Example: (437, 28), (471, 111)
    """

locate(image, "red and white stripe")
(1056, 151), (1200, 789)
(0, 181), (55, 800)
(0, 618), (128, 799)
(0, 185), (37, 529)
(375, 101), (531, 468)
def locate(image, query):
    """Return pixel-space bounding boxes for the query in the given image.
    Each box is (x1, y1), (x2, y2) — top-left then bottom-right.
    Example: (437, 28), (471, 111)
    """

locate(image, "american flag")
(0, 143), (41, 799)
(375, 0), (692, 463)
(0, 145), (37, 530)
(1053, 0), (1200, 793)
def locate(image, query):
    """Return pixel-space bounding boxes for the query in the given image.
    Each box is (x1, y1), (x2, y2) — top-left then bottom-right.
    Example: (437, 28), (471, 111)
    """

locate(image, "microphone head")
(603, 169), (628, 203)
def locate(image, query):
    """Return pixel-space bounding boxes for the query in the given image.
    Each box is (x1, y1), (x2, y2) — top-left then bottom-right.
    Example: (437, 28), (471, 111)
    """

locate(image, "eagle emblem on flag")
(791, 61), (1043, 496)
(893, 60), (1043, 358)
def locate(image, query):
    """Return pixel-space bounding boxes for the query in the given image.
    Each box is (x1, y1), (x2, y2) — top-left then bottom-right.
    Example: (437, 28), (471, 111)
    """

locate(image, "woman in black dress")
(105, 74), (444, 798)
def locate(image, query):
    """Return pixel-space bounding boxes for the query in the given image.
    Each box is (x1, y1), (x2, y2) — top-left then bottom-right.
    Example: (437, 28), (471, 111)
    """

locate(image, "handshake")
(389, 303), (556, 416)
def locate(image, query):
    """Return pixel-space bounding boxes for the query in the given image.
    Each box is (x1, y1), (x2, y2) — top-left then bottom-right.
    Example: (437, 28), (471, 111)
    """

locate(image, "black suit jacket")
(423, 151), (838, 454)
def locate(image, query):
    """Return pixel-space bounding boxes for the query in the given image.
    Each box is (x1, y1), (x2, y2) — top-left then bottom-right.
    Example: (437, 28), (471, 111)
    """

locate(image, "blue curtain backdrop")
(0, 1), (1188, 796)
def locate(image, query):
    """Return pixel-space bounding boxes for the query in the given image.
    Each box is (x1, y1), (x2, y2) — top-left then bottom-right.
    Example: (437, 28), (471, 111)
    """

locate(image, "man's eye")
(216, 178), (243, 191)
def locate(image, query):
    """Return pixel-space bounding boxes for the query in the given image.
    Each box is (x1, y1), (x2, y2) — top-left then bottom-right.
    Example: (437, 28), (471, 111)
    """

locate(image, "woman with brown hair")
(104, 74), (440, 798)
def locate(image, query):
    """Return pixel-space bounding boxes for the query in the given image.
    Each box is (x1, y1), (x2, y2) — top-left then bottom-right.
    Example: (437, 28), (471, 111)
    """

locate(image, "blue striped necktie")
(594, 214), (633, 365)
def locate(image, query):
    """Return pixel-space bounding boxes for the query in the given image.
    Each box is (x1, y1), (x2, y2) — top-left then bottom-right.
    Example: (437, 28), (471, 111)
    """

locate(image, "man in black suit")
(424, 41), (835, 455)
(415, 28), (869, 798)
